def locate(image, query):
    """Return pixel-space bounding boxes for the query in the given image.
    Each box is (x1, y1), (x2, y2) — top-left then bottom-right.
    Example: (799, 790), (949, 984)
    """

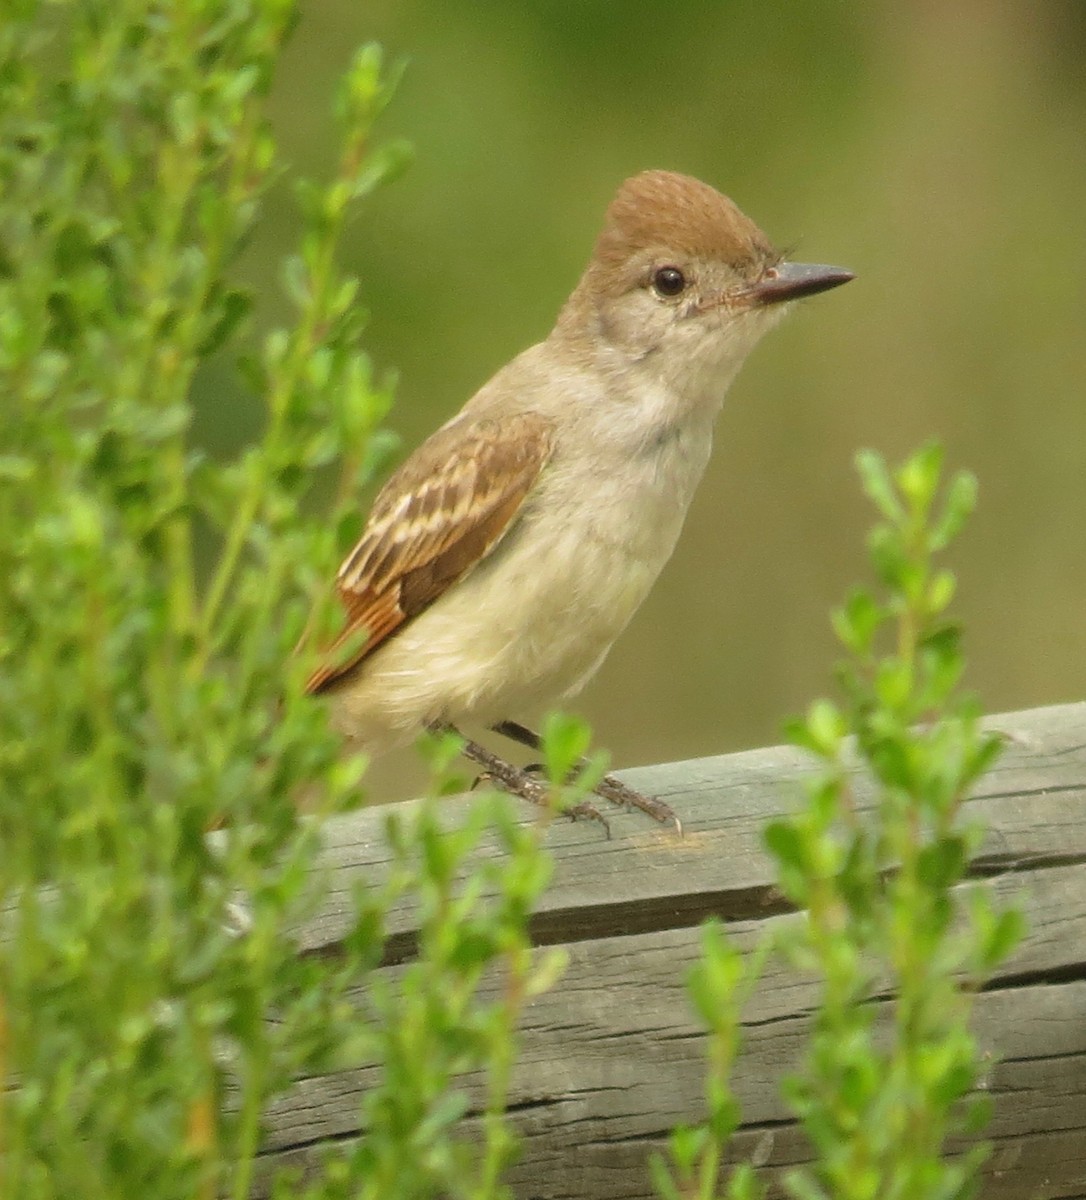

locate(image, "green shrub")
(0, 5), (561, 1198)
(654, 446), (1022, 1200)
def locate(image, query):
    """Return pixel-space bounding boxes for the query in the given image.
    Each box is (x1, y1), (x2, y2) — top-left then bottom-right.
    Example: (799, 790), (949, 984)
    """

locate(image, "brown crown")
(593, 170), (777, 275)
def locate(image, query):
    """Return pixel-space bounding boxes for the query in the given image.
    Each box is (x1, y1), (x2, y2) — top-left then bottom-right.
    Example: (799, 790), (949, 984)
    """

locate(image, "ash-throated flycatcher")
(306, 170), (852, 827)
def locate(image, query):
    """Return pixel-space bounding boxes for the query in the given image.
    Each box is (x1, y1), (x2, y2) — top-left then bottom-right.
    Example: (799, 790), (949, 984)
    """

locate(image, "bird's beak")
(746, 261), (854, 306)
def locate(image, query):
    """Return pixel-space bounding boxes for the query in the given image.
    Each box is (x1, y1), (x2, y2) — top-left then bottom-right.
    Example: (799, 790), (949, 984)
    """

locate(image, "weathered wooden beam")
(260, 702), (1086, 1199)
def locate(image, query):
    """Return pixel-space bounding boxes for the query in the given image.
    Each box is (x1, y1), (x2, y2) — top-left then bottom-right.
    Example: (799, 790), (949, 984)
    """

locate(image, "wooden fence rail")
(258, 702), (1086, 1199)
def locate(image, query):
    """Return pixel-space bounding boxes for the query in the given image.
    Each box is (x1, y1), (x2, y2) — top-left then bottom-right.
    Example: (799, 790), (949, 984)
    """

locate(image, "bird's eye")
(651, 265), (687, 298)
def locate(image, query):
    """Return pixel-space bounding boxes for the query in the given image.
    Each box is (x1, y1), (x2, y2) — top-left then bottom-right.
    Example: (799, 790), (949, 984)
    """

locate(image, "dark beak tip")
(754, 262), (855, 305)
(823, 267), (856, 289)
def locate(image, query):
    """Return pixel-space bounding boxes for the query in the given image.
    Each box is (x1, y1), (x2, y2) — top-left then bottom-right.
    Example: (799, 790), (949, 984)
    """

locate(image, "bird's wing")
(304, 411), (555, 695)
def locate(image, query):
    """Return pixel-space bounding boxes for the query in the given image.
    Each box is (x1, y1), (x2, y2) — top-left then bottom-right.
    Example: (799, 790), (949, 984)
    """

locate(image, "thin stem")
(0, 989), (7, 1182)
(197, 123), (369, 662)
(230, 1059), (265, 1200)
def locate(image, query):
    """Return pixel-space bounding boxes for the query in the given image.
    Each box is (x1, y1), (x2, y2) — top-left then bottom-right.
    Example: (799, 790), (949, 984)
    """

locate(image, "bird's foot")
(490, 720), (681, 835)
(432, 722), (611, 836)
(592, 773), (681, 835)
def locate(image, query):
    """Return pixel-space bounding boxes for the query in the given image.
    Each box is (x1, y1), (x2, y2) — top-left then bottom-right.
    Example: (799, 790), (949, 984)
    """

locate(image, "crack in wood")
(337, 844), (1083, 969)
(982, 962), (1086, 993)
(972, 782), (1085, 802)
(969, 851), (1086, 877)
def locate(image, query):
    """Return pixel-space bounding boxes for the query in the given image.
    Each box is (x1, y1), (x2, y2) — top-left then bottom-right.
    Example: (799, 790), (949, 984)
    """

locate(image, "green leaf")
(347, 137), (414, 199)
(856, 448), (904, 522)
(809, 699), (846, 755)
(524, 946), (567, 998)
(339, 42), (387, 114)
(931, 471), (978, 551)
(281, 252), (309, 307)
(926, 568), (957, 615)
(668, 1123), (707, 1175)
(648, 1151), (682, 1200)
(197, 287), (252, 356)
(727, 1162), (765, 1200)
(917, 835), (968, 889)
(414, 1089), (470, 1143)
(873, 658), (913, 714)
(960, 1093), (994, 1136)
(960, 732), (1004, 790)
(707, 1093), (741, 1141)
(837, 833), (877, 920)
(867, 523), (908, 589)
(897, 440), (944, 514)
(782, 1166), (829, 1200)
(687, 922), (743, 1025)
(786, 699), (844, 759)
(764, 820), (811, 881)
(541, 711), (592, 785)
(919, 621), (962, 659)
(832, 588), (884, 656)
(982, 907), (1026, 970)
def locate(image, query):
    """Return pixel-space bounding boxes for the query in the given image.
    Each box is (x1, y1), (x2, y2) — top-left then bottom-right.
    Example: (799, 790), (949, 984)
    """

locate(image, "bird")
(304, 170), (853, 829)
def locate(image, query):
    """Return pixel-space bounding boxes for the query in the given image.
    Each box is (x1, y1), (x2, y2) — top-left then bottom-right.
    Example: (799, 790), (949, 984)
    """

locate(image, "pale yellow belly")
(328, 519), (666, 752)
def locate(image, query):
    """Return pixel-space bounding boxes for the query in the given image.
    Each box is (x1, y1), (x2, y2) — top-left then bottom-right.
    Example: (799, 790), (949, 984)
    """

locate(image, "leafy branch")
(656, 445), (1022, 1200)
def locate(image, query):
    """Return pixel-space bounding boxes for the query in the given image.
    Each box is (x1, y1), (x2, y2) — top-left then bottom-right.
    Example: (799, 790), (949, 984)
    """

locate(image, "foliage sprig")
(655, 445), (1021, 1200)
(0, 5), (553, 1199)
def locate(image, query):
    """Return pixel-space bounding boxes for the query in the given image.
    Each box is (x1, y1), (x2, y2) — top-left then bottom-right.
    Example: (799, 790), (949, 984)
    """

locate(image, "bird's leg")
(427, 721), (610, 835)
(490, 719), (681, 834)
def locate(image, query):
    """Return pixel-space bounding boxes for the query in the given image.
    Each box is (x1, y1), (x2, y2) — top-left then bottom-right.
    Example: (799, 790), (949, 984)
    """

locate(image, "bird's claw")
(593, 774), (682, 835)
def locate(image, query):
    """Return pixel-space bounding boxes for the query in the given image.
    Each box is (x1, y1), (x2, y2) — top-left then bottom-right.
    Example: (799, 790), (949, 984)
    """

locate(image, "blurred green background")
(201, 0), (1086, 797)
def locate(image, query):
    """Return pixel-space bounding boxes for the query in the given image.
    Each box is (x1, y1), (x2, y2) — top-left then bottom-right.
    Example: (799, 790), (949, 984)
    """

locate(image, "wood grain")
(260, 702), (1086, 1199)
